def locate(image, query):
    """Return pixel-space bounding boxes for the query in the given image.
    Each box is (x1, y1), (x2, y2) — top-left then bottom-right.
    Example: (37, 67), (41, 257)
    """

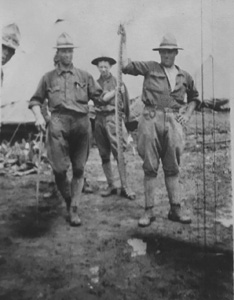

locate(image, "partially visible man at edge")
(120, 26), (201, 227)
(29, 32), (108, 227)
(1, 23), (21, 85)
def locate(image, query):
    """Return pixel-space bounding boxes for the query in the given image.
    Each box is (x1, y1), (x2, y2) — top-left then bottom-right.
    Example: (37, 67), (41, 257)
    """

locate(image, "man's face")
(2, 45), (15, 65)
(159, 49), (178, 68)
(97, 61), (111, 77)
(58, 48), (73, 66)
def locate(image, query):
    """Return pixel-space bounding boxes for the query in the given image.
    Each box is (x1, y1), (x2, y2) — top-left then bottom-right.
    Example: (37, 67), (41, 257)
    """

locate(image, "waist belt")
(96, 110), (115, 116)
(51, 107), (87, 117)
(144, 104), (180, 113)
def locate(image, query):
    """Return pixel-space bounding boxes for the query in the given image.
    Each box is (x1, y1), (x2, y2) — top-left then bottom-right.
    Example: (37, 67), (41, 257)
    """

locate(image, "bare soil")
(0, 111), (233, 300)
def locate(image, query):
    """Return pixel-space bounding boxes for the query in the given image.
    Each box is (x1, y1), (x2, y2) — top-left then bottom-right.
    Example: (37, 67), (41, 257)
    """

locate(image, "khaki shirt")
(123, 60), (200, 108)
(29, 64), (103, 115)
(95, 73), (130, 119)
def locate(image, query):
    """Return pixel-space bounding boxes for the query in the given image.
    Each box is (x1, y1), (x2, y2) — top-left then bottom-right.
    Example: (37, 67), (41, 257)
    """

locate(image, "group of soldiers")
(2, 23), (201, 228)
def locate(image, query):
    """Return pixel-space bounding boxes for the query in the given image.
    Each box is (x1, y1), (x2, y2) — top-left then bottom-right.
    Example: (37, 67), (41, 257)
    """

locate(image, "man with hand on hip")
(121, 27), (201, 227)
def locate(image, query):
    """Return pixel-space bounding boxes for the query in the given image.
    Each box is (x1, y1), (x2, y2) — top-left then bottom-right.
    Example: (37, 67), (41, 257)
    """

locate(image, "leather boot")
(70, 177), (83, 226)
(138, 176), (156, 227)
(82, 177), (93, 194)
(101, 162), (117, 197)
(54, 173), (71, 200)
(168, 204), (191, 224)
(54, 173), (72, 221)
(65, 197), (71, 222)
(43, 182), (58, 199)
(165, 175), (191, 224)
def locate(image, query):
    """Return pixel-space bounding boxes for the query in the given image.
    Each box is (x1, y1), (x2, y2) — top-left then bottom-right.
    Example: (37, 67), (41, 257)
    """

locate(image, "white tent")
(1, 0), (232, 125)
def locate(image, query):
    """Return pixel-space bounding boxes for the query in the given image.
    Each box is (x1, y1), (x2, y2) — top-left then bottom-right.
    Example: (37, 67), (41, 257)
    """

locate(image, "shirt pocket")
(146, 72), (166, 93)
(74, 81), (88, 103)
(47, 85), (62, 107)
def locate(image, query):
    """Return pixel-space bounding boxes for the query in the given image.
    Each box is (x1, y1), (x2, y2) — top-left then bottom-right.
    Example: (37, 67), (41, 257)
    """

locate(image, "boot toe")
(70, 207), (82, 226)
(168, 211), (191, 224)
(82, 183), (93, 194)
(121, 188), (136, 200)
(70, 217), (82, 227)
(101, 186), (118, 197)
(138, 215), (155, 227)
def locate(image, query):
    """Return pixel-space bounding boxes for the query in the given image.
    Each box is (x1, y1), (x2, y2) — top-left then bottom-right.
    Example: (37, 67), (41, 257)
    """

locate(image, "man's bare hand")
(35, 116), (46, 132)
(120, 85), (125, 94)
(176, 113), (190, 126)
(102, 90), (115, 102)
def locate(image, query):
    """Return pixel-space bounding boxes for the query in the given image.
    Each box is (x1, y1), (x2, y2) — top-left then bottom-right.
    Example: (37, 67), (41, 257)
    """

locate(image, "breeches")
(46, 110), (90, 178)
(137, 107), (185, 177)
(94, 113), (128, 162)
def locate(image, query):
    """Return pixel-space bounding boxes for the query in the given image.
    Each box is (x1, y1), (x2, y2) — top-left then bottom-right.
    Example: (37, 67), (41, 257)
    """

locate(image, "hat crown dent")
(153, 32), (183, 51)
(56, 32), (75, 48)
(160, 33), (178, 47)
(2, 23), (21, 49)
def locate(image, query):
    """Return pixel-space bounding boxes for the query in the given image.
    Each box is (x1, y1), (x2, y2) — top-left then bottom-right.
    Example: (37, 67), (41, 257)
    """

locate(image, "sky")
(1, 0), (233, 106)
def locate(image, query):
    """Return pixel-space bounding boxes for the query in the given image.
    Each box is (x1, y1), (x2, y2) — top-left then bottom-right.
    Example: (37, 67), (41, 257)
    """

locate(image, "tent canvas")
(1, 100), (34, 124)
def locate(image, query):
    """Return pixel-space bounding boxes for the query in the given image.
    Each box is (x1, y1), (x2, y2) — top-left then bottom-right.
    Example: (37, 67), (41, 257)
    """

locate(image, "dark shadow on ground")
(8, 203), (60, 239)
(130, 232), (233, 300)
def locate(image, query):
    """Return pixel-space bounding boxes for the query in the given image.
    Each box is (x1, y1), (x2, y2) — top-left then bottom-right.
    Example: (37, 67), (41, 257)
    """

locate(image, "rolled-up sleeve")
(122, 59), (150, 76)
(87, 74), (104, 105)
(28, 76), (47, 109)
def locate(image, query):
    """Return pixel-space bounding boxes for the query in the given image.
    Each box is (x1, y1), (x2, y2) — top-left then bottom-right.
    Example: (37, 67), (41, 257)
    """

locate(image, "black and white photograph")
(0, 0), (233, 299)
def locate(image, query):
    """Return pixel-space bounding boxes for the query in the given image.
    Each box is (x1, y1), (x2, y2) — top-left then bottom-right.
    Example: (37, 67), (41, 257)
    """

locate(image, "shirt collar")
(56, 63), (75, 75)
(159, 63), (184, 77)
(99, 72), (113, 82)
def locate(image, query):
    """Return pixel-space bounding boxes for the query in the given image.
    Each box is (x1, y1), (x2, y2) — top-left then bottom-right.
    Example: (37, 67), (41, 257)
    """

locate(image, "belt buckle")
(143, 108), (150, 120)
(149, 110), (155, 118)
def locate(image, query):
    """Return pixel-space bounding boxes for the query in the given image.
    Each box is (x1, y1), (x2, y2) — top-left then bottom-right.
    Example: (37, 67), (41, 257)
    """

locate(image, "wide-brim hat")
(54, 32), (77, 49)
(152, 33), (183, 51)
(91, 56), (116, 66)
(2, 23), (21, 50)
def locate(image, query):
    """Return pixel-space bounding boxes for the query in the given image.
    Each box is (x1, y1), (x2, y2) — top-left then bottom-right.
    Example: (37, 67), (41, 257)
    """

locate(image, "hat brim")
(91, 56), (116, 66)
(152, 46), (183, 51)
(54, 45), (78, 49)
(2, 40), (18, 50)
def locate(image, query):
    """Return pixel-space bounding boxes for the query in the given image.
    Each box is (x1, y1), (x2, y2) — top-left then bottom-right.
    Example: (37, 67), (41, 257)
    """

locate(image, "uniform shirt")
(95, 73), (117, 113)
(29, 63), (103, 114)
(95, 73), (130, 117)
(122, 60), (200, 109)
(163, 65), (178, 92)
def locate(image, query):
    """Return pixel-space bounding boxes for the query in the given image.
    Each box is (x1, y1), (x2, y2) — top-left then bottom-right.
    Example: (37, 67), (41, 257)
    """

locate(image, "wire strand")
(201, 0), (207, 251)
(211, 0), (217, 245)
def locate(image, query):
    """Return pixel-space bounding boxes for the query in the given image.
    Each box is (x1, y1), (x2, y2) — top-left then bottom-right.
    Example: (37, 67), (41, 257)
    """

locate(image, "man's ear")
(175, 50), (178, 56)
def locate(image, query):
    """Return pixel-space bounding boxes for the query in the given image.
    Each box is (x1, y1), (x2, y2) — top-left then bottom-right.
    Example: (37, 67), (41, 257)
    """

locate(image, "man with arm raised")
(120, 26), (200, 227)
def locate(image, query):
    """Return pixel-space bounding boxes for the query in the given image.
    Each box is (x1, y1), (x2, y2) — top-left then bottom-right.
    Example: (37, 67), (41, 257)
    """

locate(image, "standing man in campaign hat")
(29, 32), (103, 226)
(120, 29), (201, 227)
(91, 55), (135, 199)
(1, 23), (21, 85)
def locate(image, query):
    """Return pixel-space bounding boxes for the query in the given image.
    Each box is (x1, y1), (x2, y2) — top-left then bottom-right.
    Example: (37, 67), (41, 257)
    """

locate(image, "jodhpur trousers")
(94, 112), (128, 163)
(46, 109), (90, 179)
(137, 106), (185, 178)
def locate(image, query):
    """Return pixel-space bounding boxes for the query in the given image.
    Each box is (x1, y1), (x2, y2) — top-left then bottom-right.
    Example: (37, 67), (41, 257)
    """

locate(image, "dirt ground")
(0, 111), (233, 300)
